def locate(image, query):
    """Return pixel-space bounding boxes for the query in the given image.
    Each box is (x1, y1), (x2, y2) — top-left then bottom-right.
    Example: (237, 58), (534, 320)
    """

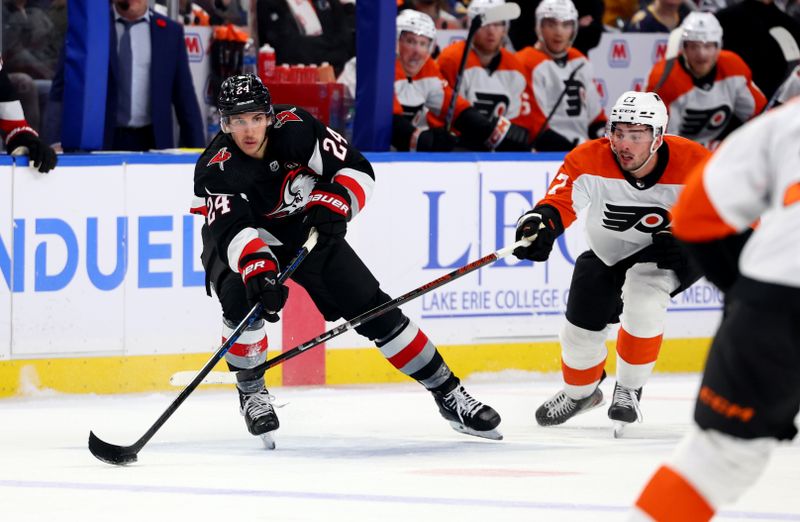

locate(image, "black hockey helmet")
(217, 73), (274, 118)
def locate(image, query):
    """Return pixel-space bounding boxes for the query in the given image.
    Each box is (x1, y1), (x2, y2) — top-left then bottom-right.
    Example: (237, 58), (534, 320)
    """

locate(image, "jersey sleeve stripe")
(189, 196), (207, 216)
(0, 100), (25, 122)
(334, 168), (373, 212)
(227, 228), (268, 273)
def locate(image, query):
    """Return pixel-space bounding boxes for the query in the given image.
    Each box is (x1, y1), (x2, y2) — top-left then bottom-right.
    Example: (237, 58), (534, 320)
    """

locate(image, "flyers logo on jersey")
(274, 109), (303, 128)
(602, 204), (670, 233)
(680, 106), (732, 135)
(207, 147), (232, 171)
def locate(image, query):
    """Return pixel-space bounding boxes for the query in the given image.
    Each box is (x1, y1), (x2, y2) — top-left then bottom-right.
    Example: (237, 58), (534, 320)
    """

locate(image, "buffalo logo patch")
(207, 147), (232, 171)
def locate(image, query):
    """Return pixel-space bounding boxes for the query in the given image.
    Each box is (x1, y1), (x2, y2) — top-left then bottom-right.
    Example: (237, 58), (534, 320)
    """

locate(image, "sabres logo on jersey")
(265, 168), (317, 218)
(274, 108), (303, 128)
(602, 204), (670, 233)
(207, 147), (232, 171)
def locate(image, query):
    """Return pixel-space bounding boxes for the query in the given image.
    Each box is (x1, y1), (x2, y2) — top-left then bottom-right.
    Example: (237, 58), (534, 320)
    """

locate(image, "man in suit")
(49, 0), (204, 151)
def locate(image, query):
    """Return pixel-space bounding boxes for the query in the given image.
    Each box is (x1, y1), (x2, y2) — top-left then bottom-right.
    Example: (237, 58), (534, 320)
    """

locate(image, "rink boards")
(0, 153), (722, 397)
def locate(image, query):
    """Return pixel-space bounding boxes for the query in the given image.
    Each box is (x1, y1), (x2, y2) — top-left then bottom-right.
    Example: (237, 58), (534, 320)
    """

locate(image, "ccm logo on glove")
(307, 192), (350, 216)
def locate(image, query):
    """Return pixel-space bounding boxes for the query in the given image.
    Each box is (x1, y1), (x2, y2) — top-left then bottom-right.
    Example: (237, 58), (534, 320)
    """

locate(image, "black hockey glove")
(495, 121), (530, 151)
(485, 116), (530, 151)
(513, 206), (563, 262)
(415, 128), (457, 152)
(650, 230), (687, 274)
(6, 128), (57, 173)
(304, 182), (352, 245)
(533, 128), (578, 152)
(240, 250), (288, 323)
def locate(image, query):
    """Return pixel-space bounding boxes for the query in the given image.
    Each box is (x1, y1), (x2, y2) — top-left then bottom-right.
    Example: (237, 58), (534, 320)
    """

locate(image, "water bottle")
(258, 43), (276, 82)
(242, 38), (257, 75)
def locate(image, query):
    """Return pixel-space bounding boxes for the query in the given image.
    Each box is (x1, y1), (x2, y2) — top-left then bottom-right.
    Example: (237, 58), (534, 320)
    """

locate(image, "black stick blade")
(88, 431), (139, 465)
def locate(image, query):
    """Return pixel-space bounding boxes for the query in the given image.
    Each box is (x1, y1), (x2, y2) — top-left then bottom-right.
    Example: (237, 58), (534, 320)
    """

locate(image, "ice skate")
(608, 383), (642, 438)
(239, 387), (279, 450)
(432, 384), (502, 440)
(535, 386), (604, 426)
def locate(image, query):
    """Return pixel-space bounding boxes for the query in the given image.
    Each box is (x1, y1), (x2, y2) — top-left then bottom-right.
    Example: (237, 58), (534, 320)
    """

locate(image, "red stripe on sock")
(225, 335), (267, 357)
(561, 358), (605, 386)
(617, 328), (662, 365)
(387, 329), (428, 369)
(636, 465), (714, 522)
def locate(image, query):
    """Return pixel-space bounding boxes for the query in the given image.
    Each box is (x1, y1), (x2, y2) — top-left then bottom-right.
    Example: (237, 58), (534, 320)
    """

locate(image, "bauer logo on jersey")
(602, 204), (670, 233)
(265, 168), (316, 218)
(274, 108), (303, 128)
(608, 40), (631, 68)
(207, 147), (232, 171)
(680, 106), (732, 136)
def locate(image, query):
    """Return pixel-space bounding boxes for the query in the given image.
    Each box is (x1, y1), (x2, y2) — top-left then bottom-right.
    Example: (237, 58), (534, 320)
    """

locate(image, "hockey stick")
(653, 27), (683, 92)
(232, 236), (533, 383)
(763, 27), (800, 111)
(88, 229), (319, 466)
(444, 2), (521, 132)
(530, 61), (585, 147)
(171, 237), (537, 387)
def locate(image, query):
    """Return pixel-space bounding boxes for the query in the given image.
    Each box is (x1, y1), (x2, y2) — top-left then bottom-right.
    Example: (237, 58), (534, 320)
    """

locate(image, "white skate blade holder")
(448, 421), (503, 441)
(260, 432), (276, 450)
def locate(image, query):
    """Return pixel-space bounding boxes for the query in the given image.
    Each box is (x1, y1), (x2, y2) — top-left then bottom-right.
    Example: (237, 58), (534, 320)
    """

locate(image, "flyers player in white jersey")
(515, 0), (607, 151)
(435, 0), (536, 150)
(631, 100), (800, 522)
(513, 92), (710, 436)
(392, 10), (528, 152)
(647, 12), (766, 150)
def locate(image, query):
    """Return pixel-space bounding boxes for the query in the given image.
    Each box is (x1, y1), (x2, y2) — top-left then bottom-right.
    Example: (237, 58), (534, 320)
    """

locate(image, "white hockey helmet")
(535, 0), (579, 51)
(468, 0), (507, 25)
(680, 12), (723, 46)
(396, 9), (436, 46)
(608, 91), (668, 137)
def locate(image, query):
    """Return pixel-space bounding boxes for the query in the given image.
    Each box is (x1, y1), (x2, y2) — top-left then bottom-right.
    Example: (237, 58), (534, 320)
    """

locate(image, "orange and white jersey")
(437, 41), (539, 130)
(647, 51), (767, 148)
(516, 47), (606, 144)
(672, 100), (800, 288)
(393, 57), (470, 131)
(538, 135), (710, 266)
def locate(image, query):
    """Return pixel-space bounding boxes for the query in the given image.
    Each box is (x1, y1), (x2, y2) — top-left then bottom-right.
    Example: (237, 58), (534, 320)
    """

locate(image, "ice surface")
(1, 373), (798, 521)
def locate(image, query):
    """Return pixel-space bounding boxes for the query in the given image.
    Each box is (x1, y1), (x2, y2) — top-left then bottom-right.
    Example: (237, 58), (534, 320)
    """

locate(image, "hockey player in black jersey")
(191, 74), (502, 446)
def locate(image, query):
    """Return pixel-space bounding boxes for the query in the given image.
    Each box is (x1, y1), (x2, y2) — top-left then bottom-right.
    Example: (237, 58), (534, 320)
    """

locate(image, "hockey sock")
(635, 465), (714, 522)
(560, 322), (609, 399)
(616, 327), (661, 390)
(375, 317), (454, 391)
(222, 318), (268, 393)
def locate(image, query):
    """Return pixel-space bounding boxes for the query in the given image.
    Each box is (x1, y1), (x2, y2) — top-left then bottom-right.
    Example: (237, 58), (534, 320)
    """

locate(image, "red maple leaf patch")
(207, 147), (231, 170)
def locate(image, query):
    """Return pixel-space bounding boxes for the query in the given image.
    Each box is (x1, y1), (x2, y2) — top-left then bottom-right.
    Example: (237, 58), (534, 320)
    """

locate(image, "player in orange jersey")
(513, 91), (710, 437)
(435, 0), (535, 150)
(647, 12), (766, 150)
(515, 0), (607, 151)
(631, 100), (800, 522)
(392, 9), (526, 151)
